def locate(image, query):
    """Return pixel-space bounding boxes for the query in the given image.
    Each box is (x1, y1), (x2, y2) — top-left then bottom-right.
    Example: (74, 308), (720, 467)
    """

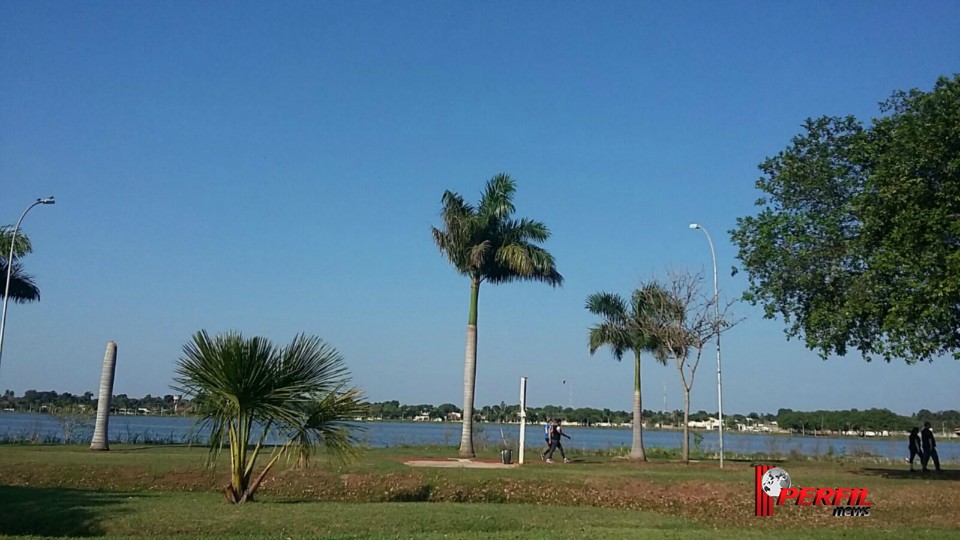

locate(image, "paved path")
(404, 458), (519, 469)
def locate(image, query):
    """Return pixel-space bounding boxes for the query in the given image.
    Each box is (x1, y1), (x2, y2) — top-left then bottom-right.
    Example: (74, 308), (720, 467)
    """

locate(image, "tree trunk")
(459, 324), (477, 457)
(90, 341), (117, 451)
(459, 279), (480, 457)
(629, 350), (646, 460)
(682, 390), (691, 463)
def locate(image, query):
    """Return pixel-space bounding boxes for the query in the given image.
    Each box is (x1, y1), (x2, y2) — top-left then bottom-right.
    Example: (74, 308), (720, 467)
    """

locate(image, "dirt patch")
(403, 458), (518, 469)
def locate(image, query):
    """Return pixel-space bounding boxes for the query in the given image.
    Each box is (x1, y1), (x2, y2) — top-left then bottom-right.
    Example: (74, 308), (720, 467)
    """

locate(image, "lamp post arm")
(0, 197), (55, 376)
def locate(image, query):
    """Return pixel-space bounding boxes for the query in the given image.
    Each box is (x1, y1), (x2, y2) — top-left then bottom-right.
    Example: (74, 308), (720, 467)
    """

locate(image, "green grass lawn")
(0, 444), (957, 538)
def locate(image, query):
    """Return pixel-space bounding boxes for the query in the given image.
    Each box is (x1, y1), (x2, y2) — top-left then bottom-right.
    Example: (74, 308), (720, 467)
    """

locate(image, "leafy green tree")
(732, 75), (960, 363)
(436, 403), (460, 420)
(399, 404), (422, 419)
(377, 400), (401, 419)
(0, 227), (41, 303)
(585, 286), (669, 461)
(173, 330), (364, 504)
(432, 173), (563, 457)
(690, 410), (710, 422)
(577, 407), (603, 426)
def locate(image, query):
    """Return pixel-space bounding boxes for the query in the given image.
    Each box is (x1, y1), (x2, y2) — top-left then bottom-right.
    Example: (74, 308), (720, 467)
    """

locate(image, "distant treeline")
(366, 399), (717, 425)
(1, 390), (177, 414)
(364, 400), (959, 432)
(2, 391), (957, 432)
(775, 408), (959, 434)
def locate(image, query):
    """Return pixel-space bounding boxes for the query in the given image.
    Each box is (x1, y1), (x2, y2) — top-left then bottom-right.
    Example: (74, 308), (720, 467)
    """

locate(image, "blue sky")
(1, 2), (958, 416)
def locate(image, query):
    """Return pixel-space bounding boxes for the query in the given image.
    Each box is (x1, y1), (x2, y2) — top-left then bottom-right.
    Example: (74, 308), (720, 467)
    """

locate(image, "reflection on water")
(0, 412), (957, 461)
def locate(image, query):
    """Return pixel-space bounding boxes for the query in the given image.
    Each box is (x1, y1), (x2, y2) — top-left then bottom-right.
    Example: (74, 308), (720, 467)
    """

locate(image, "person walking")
(907, 427), (922, 471)
(544, 418), (571, 463)
(540, 417), (552, 461)
(921, 421), (942, 473)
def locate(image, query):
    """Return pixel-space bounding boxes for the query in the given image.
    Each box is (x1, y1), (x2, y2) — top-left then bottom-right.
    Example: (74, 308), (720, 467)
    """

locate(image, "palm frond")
(0, 227), (33, 260)
(0, 261), (41, 304)
(478, 173), (516, 219)
(588, 322), (629, 359)
(434, 190), (484, 276)
(502, 218), (550, 243)
(487, 243), (563, 286)
(290, 385), (367, 468)
(468, 240), (492, 271)
(585, 292), (628, 320)
(439, 191), (474, 223)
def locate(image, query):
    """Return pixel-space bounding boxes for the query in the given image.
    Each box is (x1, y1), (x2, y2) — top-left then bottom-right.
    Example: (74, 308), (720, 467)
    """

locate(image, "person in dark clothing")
(544, 419), (571, 463)
(907, 427), (922, 471)
(921, 421), (942, 473)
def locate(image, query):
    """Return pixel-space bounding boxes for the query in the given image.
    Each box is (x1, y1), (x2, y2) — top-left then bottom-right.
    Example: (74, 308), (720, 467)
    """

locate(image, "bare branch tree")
(638, 270), (741, 463)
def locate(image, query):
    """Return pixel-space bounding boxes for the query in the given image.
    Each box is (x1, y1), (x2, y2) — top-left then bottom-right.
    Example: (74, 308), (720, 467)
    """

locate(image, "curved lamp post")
(689, 222), (724, 469)
(0, 196), (56, 377)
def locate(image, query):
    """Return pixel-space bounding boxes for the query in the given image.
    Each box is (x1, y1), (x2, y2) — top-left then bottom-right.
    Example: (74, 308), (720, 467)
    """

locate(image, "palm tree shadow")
(855, 467), (958, 481)
(0, 486), (131, 536)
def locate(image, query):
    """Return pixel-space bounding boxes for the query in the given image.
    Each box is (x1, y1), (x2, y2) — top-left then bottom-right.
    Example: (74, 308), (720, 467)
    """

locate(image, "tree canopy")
(732, 75), (960, 363)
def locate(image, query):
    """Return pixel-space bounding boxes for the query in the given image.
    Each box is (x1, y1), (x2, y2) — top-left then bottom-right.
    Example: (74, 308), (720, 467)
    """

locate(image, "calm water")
(1, 412), (957, 461)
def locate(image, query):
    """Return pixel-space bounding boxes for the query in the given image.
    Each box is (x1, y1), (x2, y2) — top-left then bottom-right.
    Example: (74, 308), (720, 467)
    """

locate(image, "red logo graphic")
(754, 465), (873, 517)
(755, 465), (776, 516)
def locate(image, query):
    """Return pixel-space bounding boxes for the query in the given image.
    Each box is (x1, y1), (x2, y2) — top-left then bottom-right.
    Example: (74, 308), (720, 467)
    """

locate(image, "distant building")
(687, 417), (721, 430)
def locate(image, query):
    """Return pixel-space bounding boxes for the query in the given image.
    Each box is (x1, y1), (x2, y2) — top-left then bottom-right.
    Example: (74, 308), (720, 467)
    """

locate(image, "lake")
(1, 412), (957, 462)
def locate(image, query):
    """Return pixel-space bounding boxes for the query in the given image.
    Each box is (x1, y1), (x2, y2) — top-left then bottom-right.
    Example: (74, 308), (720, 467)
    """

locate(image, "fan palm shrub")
(174, 330), (364, 503)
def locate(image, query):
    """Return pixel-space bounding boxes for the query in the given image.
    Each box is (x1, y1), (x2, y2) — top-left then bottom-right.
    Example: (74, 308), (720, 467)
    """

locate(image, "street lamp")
(689, 222), (724, 469)
(0, 196), (56, 377)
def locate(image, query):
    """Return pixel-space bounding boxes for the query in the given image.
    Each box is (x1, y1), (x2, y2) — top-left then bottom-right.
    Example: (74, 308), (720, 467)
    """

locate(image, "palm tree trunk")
(682, 390), (691, 463)
(459, 278), (480, 457)
(630, 350), (646, 460)
(89, 341), (117, 451)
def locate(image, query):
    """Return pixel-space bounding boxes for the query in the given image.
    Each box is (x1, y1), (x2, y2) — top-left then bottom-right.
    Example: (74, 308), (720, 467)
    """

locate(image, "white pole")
(689, 223), (724, 469)
(519, 376), (527, 464)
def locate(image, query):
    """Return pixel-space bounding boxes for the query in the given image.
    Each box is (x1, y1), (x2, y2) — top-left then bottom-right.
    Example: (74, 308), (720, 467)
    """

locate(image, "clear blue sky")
(2, 1), (958, 416)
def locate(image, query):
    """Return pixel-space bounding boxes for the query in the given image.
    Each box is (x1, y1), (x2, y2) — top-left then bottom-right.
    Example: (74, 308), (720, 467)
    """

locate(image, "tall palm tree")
(173, 330), (365, 504)
(586, 285), (668, 461)
(0, 227), (40, 303)
(432, 173), (563, 457)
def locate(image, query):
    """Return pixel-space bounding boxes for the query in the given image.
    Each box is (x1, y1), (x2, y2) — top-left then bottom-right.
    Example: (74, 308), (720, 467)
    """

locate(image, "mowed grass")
(0, 444), (958, 539)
